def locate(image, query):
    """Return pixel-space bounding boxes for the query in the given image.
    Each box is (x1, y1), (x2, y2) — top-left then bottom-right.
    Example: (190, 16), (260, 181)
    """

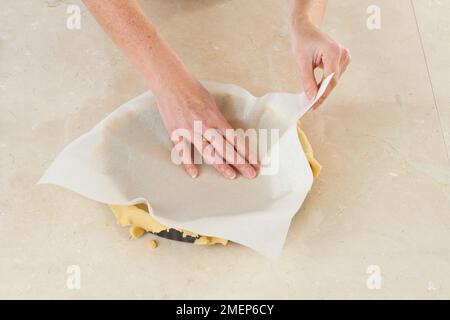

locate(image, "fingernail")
(306, 89), (314, 100)
(188, 168), (198, 178)
(225, 168), (236, 179)
(243, 167), (256, 179)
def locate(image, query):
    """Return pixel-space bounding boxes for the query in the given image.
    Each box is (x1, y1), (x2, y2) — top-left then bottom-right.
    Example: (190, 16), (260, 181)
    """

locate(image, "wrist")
(291, 13), (313, 30)
(142, 35), (194, 96)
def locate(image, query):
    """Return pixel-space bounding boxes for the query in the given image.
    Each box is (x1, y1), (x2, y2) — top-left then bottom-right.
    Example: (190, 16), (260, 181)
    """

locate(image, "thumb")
(299, 60), (318, 101)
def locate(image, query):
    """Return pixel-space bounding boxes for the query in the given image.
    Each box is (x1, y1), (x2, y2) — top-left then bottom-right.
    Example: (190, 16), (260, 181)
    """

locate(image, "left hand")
(291, 17), (351, 109)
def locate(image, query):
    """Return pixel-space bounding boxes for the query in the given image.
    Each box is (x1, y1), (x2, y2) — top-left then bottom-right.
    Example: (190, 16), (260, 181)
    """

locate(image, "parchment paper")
(39, 75), (333, 258)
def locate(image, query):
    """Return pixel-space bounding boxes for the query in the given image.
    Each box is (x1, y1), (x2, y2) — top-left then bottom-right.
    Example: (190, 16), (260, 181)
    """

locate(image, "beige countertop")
(1, 0), (449, 299)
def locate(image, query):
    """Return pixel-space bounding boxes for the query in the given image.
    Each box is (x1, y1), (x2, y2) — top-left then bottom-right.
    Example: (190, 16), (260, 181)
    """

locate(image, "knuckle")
(343, 48), (350, 58)
(342, 48), (351, 62)
(328, 42), (342, 56)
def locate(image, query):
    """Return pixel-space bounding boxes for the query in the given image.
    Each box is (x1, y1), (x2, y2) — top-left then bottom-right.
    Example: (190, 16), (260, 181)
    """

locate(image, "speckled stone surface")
(1, 0), (449, 299)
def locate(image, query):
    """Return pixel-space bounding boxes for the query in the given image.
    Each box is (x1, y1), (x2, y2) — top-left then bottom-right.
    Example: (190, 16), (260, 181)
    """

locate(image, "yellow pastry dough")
(129, 225), (145, 239)
(109, 122), (320, 245)
(297, 121), (322, 178)
(148, 240), (158, 249)
(110, 203), (229, 245)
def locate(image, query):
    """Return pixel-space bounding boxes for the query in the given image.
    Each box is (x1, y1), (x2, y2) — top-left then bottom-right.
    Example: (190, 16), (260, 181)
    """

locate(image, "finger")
(182, 142), (198, 178)
(171, 136), (198, 178)
(218, 125), (260, 172)
(204, 128), (257, 179)
(311, 76), (337, 110)
(312, 48), (341, 110)
(212, 160), (238, 180)
(298, 58), (319, 101)
(191, 133), (237, 180)
(183, 161), (198, 178)
(312, 50), (350, 111)
(339, 48), (351, 75)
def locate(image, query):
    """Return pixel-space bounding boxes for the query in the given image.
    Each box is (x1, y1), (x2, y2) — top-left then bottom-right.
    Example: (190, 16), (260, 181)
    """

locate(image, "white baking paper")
(39, 75), (333, 259)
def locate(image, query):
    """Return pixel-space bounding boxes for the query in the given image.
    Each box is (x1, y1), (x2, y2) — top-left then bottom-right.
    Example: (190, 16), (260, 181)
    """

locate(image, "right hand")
(154, 72), (259, 180)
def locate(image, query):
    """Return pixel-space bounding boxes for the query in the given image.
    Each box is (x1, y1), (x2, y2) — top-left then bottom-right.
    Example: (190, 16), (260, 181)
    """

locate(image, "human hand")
(291, 17), (351, 109)
(83, 0), (258, 179)
(154, 72), (259, 180)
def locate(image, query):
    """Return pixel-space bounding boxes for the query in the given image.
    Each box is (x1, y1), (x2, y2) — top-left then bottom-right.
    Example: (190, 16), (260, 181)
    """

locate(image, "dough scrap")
(109, 122), (320, 245)
(148, 240), (158, 249)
